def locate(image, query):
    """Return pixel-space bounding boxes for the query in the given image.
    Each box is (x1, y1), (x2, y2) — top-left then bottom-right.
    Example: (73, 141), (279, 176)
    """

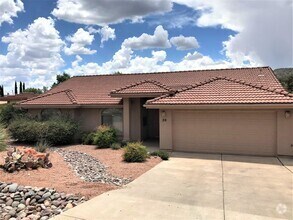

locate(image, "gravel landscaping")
(55, 149), (131, 186)
(0, 182), (86, 220)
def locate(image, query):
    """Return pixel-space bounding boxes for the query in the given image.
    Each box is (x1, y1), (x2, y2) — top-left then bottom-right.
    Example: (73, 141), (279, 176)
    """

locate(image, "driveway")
(53, 153), (293, 220)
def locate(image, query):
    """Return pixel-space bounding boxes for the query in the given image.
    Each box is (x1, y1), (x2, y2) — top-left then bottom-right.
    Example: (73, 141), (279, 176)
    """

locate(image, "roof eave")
(110, 92), (167, 98)
(144, 103), (293, 110)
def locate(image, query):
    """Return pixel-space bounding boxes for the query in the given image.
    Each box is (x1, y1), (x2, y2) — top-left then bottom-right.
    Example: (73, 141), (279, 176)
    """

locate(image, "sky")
(0, 0), (292, 94)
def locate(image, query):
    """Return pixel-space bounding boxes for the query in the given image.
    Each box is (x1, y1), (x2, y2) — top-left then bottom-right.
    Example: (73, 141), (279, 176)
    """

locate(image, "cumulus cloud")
(64, 28), (96, 55)
(88, 26), (116, 47)
(71, 55), (83, 67)
(52, 0), (172, 25)
(123, 25), (171, 50)
(170, 35), (199, 50)
(0, 17), (64, 92)
(174, 0), (293, 68)
(0, 0), (24, 26)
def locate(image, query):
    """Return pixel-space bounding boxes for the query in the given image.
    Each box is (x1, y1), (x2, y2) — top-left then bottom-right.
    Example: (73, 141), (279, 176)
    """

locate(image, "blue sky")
(0, 0), (292, 93)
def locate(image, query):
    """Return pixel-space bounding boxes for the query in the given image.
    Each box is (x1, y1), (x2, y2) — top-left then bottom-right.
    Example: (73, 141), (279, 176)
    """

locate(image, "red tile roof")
(110, 80), (174, 96)
(146, 77), (293, 105)
(18, 90), (77, 105)
(18, 67), (289, 106)
(0, 93), (37, 102)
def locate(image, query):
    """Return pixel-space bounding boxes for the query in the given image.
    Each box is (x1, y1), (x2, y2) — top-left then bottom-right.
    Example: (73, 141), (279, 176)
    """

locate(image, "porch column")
(123, 98), (130, 141)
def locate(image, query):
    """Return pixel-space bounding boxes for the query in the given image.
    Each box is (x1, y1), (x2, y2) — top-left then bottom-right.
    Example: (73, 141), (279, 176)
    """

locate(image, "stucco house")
(17, 67), (293, 156)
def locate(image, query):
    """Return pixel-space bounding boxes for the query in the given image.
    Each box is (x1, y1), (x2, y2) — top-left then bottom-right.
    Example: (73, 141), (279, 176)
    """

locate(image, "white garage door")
(172, 111), (277, 156)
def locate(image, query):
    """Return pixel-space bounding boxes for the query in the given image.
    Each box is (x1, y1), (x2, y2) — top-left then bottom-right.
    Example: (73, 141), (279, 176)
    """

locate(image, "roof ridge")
(73, 66), (271, 78)
(110, 79), (173, 94)
(146, 76), (293, 105)
(18, 89), (75, 104)
(65, 90), (78, 104)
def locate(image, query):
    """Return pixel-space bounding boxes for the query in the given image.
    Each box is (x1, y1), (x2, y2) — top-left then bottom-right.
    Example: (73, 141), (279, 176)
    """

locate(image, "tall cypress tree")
(15, 81), (18, 95)
(2, 86), (4, 97)
(0, 86), (3, 97)
(23, 82), (25, 92)
(20, 81), (23, 93)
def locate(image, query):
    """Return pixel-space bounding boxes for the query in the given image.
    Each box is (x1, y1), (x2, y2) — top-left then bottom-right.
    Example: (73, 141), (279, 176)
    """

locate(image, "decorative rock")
(8, 184), (18, 193)
(0, 182), (86, 219)
(56, 149), (131, 186)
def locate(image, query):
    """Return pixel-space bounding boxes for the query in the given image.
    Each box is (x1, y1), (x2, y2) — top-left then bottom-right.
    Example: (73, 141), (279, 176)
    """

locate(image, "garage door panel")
(172, 111), (276, 156)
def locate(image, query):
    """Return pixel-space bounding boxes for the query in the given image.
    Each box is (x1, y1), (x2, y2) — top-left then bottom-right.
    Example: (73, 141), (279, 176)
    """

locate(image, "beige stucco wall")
(159, 109), (173, 150)
(277, 110), (293, 156)
(130, 98), (141, 141)
(75, 108), (102, 132)
(159, 109), (293, 156)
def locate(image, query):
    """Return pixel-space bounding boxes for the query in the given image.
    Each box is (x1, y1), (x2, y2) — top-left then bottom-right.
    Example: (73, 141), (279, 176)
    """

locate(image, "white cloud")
(0, 17), (64, 92)
(64, 28), (96, 55)
(52, 0), (172, 25)
(170, 35), (199, 50)
(123, 25), (171, 50)
(88, 26), (116, 47)
(0, 0), (24, 26)
(183, 51), (203, 60)
(174, 0), (293, 68)
(71, 55), (83, 67)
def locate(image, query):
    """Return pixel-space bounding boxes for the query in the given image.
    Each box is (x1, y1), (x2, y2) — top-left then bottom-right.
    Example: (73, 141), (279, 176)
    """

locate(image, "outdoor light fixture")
(161, 110), (166, 118)
(285, 111), (291, 118)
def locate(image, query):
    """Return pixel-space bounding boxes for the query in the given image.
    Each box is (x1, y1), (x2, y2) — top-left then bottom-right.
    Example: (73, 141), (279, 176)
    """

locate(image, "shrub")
(35, 139), (51, 153)
(93, 125), (117, 148)
(111, 142), (121, 150)
(0, 104), (27, 126)
(82, 132), (96, 145)
(150, 150), (169, 160)
(123, 142), (148, 162)
(120, 140), (128, 148)
(8, 118), (78, 145)
(0, 125), (9, 151)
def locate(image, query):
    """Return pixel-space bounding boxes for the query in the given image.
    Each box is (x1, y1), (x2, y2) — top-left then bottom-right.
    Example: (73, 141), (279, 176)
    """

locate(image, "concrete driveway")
(53, 153), (293, 220)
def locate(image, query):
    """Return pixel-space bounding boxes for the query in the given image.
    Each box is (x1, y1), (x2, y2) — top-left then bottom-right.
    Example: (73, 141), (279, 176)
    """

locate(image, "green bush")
(0, 104), (27, 126)
(123, 142), (148, 162)
(82, 132), (96, 145)
(93, 125), (117, 148)
(120, 140), (128, 148)
(111, 142), (121, 150)
(150, 150), (169, 160)
(0, 125), (9, 151)
(8, 118), (78, 145)
(35, 139), (51, 153)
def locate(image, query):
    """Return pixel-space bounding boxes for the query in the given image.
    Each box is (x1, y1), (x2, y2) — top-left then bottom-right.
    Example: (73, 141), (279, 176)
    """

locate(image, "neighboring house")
(0, 93), (37, 104)
(17, 67), (293, 156)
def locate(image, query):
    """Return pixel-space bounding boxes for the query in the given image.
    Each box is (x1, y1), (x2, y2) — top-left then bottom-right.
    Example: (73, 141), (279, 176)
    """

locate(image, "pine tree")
(20, 81), (23, 93)
(15, 82), (18, 95)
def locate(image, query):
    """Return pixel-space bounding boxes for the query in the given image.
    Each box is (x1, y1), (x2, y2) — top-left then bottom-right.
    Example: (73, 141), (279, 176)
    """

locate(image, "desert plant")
(150, 150), (169, 160)
(93, 125), (117, 148)
(82, 132), (96, 145)
(123, 142), (148, 162)
(111, 142), (121, 150)
(0, 104), (27, 126)
(0, 125), (8, 151)
(35, 139), (51, 153)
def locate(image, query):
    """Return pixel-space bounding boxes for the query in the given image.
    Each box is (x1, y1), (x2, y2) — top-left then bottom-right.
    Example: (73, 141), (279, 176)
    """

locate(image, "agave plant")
(0, 125), (8, 151)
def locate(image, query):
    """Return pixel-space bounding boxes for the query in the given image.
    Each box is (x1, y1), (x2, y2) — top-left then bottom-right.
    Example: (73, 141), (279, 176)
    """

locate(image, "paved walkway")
(53, 153), (293, 220)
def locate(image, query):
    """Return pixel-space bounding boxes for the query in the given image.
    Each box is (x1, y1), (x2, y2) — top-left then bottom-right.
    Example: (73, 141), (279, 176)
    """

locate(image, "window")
(41, 109), (61, 120)
(101, 109), (123, 134)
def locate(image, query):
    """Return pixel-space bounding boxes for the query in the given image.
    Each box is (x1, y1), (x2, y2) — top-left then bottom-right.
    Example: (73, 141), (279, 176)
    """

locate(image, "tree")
(14, 82), (18, 95)
(0, 86), (4, 97)
(22, 82), (25, 92)
(19, 82), (23, 93)
(24, 88), (43, 94)
(52, 72), (71, 88)
(287, 74), (293, 93)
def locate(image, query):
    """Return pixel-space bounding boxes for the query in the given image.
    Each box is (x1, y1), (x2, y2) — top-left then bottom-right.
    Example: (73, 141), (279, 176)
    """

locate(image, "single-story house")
(17, 67), (293, 156)
(0, 92), (37, 103)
